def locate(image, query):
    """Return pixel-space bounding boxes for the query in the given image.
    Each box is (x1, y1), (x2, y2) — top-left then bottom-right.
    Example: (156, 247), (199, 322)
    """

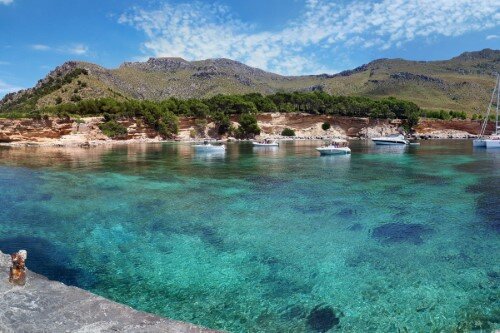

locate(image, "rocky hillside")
(1, 49), (499, 114)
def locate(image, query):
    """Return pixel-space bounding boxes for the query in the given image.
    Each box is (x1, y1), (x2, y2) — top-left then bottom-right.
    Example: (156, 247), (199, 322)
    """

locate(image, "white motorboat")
(372, 134), (409, 145)
(316, 139), (351, 155)
(474, 74), (500, 148)
(253, 139), (279, 147)
(193, 141), (226, 152)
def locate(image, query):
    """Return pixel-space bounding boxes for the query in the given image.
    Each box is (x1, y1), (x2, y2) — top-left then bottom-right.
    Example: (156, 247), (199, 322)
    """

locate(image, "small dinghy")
(372, 134), (409, 145)
(316, 139), (351, 155)
(253, 139), (279, 147)
(193, 141), (226, 152)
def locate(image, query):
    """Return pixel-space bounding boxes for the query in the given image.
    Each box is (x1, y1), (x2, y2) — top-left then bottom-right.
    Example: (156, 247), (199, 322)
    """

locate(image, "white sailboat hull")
(485, 139), (500, 149)
(473, 139), (487, 147)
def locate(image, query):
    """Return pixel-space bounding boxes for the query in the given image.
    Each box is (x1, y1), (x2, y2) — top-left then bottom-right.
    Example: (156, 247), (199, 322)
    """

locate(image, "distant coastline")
(0, 113), (493, 148)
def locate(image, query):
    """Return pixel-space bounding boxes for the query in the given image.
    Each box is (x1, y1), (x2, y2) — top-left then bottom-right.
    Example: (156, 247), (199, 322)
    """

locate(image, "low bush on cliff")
(236, 114), (260, 138)
(281, 128), (295, 136)
(421, 109), (467, 120)
(98, 120), (128, 139)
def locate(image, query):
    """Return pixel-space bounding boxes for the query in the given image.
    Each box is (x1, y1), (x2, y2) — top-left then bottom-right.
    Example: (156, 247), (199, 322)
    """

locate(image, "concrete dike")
(0, 251), (220, 333)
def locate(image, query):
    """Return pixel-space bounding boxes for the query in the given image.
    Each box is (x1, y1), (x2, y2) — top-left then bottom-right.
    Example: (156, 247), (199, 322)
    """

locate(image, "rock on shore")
(0, 251), (219, 333)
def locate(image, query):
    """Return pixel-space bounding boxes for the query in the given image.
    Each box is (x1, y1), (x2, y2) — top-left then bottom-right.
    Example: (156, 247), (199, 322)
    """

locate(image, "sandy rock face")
(255, 113), (400, 139)
(0, 118), (73, 143)
(0, 114), (491, 146)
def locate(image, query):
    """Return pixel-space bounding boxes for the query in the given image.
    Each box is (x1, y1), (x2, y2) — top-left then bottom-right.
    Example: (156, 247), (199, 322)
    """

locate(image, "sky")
(0, 0), (499, 97)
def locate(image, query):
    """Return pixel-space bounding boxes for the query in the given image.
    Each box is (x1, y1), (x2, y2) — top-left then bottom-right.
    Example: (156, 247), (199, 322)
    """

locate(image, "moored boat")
(193, 141), (226, 152)
(372, 134), (409, 145)
(473, 74), (499, 148)
(485, 136), (500, 149)
(253, 139), (279, 147)
(316, 139), (351, 155)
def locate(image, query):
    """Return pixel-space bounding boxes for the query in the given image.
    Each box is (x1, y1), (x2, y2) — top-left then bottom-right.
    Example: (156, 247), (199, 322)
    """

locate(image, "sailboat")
(473, 74), (500, 148)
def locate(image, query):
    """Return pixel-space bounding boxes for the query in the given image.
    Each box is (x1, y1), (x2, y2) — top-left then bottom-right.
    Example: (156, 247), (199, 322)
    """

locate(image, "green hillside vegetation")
(1, 49), (498, 117)
(3, 92), (423, 137)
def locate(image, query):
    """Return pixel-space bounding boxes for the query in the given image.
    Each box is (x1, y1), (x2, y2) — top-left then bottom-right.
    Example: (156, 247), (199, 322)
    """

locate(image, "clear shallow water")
(0, 140), (498, 332)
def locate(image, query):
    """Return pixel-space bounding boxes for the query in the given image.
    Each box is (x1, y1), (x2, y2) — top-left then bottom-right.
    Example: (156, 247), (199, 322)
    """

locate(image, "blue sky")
(0, 0), (499, 97)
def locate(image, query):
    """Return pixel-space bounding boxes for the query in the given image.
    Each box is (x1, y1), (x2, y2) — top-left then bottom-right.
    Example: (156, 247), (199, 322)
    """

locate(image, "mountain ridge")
(1, 49), (499, 114)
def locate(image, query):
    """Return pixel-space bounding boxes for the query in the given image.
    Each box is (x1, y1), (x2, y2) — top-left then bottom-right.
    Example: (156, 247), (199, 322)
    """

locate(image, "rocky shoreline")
(0, 113), (493, 148)
(0, 250), (219, 333)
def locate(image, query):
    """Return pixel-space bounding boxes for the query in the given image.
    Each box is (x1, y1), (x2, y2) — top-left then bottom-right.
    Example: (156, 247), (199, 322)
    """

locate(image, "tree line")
(14, 92), (422, 138)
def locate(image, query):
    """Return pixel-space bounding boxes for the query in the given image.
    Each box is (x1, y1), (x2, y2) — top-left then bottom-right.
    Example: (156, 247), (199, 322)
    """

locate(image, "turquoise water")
(0, 140), (498, 332)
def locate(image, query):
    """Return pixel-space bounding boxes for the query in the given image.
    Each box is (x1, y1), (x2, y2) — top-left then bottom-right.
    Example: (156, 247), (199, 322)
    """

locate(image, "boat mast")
(480, 75), (498, 137)
(496, 74), (500, 135)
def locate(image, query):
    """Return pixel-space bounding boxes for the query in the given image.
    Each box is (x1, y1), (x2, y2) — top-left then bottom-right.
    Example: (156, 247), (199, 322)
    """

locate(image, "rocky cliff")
(0, 114), (493, 146)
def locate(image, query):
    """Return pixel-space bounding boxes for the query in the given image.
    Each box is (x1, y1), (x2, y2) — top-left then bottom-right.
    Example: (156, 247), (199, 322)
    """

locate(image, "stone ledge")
(0, 251), (221, 333)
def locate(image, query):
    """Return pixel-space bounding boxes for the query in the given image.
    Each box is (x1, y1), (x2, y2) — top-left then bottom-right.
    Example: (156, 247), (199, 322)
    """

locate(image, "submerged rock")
(337, 208), (356, 217)
(306, 305), (340, 332)
(372, 223), (432, 245)
(347, 223), (363, 231)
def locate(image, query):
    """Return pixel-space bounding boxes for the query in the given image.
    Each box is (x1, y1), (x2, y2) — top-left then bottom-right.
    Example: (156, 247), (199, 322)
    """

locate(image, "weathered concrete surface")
(0, 251), (220, 333)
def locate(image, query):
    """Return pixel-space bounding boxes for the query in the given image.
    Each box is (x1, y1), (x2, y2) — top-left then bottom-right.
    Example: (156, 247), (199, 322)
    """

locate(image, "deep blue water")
(0, 140), (498, 332)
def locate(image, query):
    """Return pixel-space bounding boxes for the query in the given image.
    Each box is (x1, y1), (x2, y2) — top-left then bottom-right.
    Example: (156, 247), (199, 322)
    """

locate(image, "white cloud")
(486, 34), (499, 40)
(0, 79), (22, 95)
(119, 0), (500, 75)
(62, 43), (89, 55)
(0, 0), (13, 5)
(30, 43), (89, 55)
(31, 44), (51, 51)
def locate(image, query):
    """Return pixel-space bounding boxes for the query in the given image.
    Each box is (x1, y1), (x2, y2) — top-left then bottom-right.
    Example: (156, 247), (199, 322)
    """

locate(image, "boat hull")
(253, 143), (279, 147)
(316, 147), (351, 155)
(372, 139), (408, 145)
(193, 145), (225, 152)
(473, 139), (487, 147)
(485, 139), (500, 149)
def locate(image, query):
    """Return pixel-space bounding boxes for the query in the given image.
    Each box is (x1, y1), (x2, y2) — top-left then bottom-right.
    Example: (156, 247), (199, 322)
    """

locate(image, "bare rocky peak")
(121, 57), (191, 71)
(453, 49), (500, 61)
(120, 57), (282, 78)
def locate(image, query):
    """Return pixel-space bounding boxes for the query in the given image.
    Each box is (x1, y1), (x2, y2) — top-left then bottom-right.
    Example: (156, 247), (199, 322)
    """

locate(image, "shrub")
(70, 94), (82, 102)
(322, 122), (331, 131)
(281, 128), (295, 136)
(236, 113), (260, 138)
(98, 120), (128, 138)
(55, 96), (63, 104)
(212, 112), (231, 135)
